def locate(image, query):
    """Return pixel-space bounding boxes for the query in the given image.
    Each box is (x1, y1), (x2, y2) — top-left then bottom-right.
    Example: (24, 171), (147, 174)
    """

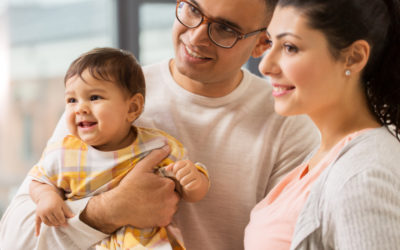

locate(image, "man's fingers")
(135, 145), (171, 173)
(158, 191), (180, 227)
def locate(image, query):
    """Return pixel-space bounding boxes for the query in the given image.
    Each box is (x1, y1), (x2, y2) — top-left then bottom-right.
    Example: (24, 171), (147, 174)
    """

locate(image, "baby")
(28, 47), (210, 249)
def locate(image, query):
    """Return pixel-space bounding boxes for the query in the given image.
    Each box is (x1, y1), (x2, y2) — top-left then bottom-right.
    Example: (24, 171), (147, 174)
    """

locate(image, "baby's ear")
(127, 93), (144, 123)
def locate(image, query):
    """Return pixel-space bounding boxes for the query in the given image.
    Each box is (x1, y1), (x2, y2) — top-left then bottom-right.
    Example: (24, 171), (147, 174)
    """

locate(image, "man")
(0, 0), (319, 249)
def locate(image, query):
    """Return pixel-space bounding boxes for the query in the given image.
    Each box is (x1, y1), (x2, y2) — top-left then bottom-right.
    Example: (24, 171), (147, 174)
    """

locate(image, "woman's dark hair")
(64, 47), (145, 100)
(277, 0), (400, 139)
(263, 0), (279, 20)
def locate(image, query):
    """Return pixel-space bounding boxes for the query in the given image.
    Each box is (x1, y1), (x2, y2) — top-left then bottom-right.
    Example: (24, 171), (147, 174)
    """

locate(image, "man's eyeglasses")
(175, 0), (266, 49)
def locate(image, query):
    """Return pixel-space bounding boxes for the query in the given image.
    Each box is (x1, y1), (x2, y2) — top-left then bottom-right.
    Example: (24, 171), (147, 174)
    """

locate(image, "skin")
(30, 70), (143, 235)
(259, 6), (380, 169)
(165, 160), (209, 202)
(171, 0), (270, 97)
(30, 180), (74, 236)
(64, 70), (142, 151)
(32, 69), (209, 235)
(81, 0), (273, 234)
(80, 145), (178, 233)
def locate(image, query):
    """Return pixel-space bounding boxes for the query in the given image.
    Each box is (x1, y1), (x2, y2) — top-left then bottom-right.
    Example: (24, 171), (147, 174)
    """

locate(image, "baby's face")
(64, 69), (134, 151)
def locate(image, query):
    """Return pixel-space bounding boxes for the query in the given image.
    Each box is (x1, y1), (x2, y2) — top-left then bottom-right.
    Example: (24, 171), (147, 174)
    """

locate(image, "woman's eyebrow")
(276, 32), (302, 40)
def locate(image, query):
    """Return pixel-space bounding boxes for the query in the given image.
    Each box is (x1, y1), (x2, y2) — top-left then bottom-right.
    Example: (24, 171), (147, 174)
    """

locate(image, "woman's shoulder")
(334, 127), (400, 171)
(321, 127), (400, 201)
(305, 127), (400, 250)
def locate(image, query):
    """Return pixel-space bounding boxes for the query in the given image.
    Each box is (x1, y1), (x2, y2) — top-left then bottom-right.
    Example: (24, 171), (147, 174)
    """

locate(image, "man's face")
(171, 0), (268, 85)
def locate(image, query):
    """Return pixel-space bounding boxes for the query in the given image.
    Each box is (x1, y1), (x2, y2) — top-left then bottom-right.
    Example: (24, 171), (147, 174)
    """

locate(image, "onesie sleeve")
(28, 142), (62, 187)
(0, 176), (108, 250)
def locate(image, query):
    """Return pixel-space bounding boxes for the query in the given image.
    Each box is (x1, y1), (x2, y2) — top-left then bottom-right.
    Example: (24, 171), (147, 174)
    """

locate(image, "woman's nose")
(258, 50), (281, 77)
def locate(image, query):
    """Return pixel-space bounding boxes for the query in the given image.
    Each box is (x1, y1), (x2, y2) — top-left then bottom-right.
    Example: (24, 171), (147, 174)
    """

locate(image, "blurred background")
(0, 0), (261, 216)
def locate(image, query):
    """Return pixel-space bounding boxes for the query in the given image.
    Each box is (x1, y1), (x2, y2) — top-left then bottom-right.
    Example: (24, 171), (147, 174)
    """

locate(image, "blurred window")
(139, 3), (175, 65)
(0, 0), (116, 216)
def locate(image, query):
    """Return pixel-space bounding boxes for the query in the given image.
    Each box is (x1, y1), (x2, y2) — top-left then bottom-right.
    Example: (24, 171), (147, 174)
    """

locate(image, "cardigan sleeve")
(328, 167), (400, 250)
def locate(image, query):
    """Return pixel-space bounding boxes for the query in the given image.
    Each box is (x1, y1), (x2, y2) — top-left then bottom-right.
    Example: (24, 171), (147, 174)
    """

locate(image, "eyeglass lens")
(176, 1), (238, 48)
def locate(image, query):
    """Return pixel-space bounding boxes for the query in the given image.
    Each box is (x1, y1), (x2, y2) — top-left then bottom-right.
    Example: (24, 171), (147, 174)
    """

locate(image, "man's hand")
(80, 145), (180, 234)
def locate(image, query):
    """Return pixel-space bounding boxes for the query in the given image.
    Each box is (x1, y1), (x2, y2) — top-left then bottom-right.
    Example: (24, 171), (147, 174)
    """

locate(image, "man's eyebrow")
(214, 18), (242, 32)
(189, 0), (200, 7)
(189, 0), (243, 31)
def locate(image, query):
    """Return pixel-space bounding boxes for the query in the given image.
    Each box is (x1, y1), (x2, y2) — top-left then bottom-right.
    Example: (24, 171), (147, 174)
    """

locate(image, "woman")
(245, 0), (400, 249)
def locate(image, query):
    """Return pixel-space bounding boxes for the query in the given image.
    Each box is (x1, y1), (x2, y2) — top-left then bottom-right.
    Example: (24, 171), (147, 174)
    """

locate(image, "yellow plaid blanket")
(29, 127), (207, 249)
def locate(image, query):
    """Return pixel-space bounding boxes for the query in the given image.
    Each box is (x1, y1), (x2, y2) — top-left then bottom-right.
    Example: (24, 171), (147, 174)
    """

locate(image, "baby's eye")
(90, 95), (102, 101)
(67, 97), (77, 103)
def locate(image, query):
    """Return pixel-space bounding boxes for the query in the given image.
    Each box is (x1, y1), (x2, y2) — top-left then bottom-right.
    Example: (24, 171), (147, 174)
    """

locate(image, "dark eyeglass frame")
(175, 0), (267, 49)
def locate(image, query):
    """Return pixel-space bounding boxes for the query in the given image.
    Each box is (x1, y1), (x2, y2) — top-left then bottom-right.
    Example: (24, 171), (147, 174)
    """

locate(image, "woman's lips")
(272, 84), (295, 97)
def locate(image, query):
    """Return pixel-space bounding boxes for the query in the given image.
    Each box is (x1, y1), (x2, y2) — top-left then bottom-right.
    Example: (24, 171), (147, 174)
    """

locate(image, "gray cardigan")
(291, 127), (400, 250)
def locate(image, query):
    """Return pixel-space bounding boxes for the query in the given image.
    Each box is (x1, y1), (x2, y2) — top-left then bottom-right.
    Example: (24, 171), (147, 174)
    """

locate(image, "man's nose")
(188, 23), (212, 47)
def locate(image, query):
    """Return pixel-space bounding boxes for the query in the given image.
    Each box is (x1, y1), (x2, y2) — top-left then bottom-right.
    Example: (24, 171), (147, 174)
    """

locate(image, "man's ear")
(252, 32), (270, 58)
(127, 93), (144, 123)
(343, 40), (370, 74)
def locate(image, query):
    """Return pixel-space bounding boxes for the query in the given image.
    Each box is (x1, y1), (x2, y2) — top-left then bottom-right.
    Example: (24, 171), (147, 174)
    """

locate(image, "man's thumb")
(135, 145), (171, 173)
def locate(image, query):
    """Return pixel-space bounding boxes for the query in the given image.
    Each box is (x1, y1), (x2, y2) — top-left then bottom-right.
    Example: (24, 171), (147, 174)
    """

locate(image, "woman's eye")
(284, 43), (298, 54)
(90, 95), (102, 101)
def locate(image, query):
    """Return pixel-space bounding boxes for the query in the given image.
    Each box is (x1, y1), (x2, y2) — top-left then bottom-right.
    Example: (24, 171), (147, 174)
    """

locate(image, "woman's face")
(259, 6), (348, 117)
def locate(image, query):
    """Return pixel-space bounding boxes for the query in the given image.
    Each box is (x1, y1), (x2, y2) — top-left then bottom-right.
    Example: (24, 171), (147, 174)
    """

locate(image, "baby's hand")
(166, 160), (206, 194)
(35, 191), (74, 236)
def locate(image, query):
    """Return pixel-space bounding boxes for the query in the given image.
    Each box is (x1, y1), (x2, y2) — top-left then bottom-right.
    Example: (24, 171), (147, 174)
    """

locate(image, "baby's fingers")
(165, 163), (174, 172)
(35, 216), (42, 236)
(43, 213), (61, 226)
(53, 209), (67, 226)
(61, 203), (75, 226)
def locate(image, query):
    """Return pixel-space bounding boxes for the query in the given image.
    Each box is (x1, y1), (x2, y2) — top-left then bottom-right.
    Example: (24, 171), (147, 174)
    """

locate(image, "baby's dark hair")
(277, 0), (400, 139)
(65, 47), (145, 100)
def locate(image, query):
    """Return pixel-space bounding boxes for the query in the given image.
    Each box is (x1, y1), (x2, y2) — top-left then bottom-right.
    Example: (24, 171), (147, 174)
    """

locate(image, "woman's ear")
(252, 32), (271, 58)
(127, 93), (144, 123)
(343, 40), (370, 74)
